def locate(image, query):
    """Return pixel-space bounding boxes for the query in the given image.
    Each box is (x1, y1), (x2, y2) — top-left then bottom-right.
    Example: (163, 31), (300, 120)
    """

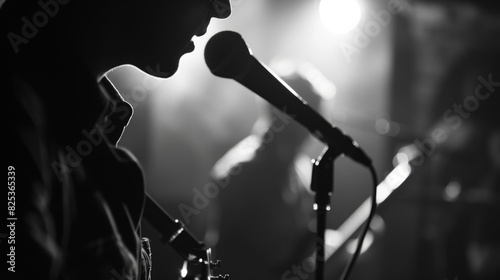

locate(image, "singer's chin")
(136, 59), (178, 79)
(135, 46), (194, 78)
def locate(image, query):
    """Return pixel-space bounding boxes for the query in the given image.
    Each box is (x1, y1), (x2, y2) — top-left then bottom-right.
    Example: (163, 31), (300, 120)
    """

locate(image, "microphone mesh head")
(204, 30), (253, 79)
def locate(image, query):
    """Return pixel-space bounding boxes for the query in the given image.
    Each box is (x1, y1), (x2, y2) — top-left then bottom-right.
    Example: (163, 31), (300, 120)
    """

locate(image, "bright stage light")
(319, 0), (361, 34)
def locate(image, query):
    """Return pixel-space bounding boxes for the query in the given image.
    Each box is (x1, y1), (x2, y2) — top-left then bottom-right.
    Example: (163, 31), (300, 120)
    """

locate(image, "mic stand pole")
(311, 147), (341, 280)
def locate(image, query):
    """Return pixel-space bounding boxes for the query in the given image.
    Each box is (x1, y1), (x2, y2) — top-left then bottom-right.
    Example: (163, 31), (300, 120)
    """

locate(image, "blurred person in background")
(205, 60), (335, 280)
(2, 0), (231, 279)
(419, 50), (500, 280)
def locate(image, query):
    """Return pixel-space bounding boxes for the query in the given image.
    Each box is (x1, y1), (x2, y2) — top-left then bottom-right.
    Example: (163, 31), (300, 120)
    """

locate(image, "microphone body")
(205, 31), (371, 166)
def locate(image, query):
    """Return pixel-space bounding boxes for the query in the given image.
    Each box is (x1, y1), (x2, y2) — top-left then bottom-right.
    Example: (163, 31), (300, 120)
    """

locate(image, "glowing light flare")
(376, 162), (411, 204)
(369, 214), (385, 233)
(312, 145), (416, 262)
(376, 118), (401, 137)
(319, 160), (412, 260)
(319, 0), (362, 34)
(325, 229), (344, 249)
(180, 261), (188, 278)
(346, 231), (374, 255)
(443, 181), (461, 201)
(269, 59), (337, 100)
(393, 152), (409, 167)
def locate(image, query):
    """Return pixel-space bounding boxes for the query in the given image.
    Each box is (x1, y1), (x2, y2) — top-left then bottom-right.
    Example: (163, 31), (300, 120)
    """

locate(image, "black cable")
(339, 164), (378, 280)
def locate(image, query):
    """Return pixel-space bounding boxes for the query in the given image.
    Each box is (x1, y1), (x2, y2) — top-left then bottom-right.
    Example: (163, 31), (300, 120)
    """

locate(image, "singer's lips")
(184, 41), (195, 53)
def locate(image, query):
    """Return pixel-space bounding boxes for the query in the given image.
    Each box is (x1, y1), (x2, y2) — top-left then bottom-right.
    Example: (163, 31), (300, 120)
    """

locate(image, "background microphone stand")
(310, 147), (341, 280)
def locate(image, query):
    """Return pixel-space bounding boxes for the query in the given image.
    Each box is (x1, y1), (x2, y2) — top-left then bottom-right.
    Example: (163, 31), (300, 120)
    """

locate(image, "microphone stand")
(310, 147), (341, 280)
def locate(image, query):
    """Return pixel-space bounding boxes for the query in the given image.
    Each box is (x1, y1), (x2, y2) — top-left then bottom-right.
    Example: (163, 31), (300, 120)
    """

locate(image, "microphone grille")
(204, 30), (253, 79)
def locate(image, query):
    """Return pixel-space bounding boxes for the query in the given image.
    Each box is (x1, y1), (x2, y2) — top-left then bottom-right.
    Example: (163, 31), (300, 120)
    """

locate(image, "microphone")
(204, 30), (371, 167)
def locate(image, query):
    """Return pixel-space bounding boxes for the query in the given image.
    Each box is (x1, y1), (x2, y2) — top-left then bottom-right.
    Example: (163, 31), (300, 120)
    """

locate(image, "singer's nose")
(196, 23), (209, 37)
(210, 0), (232, 19)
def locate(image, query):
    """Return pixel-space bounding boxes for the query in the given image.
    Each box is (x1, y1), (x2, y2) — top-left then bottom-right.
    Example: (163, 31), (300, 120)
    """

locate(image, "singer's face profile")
(1, 0), (230, 79)
(106, 0), (230, 78)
